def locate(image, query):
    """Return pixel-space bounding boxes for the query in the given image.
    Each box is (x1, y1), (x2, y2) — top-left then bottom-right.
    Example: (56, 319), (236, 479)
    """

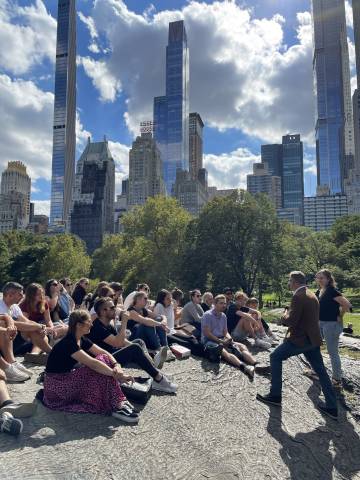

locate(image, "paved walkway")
(1, 335), (360, 480)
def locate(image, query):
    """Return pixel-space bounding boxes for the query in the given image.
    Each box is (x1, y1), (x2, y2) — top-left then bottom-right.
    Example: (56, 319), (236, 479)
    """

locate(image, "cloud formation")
(83, 0), (315, 146)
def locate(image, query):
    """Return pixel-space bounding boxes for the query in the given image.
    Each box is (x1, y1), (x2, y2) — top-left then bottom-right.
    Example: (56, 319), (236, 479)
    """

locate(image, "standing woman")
(44, 310), (139, 423)
(315, 269), (352, 387)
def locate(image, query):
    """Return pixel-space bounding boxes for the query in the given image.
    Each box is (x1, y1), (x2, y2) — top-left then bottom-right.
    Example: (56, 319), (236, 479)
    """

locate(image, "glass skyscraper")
(282, 135), (304, 216)
(311, 0), (354, 194)
(154, 20), (189, 194)
(50, 0), (76, 228)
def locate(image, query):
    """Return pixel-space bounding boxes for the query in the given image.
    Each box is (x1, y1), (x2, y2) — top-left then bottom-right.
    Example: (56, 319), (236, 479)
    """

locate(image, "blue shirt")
(201, 308), (227, 341)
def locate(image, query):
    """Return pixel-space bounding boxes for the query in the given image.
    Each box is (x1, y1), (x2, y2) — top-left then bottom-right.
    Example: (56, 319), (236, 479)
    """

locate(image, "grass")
(343, 313), (360, 336)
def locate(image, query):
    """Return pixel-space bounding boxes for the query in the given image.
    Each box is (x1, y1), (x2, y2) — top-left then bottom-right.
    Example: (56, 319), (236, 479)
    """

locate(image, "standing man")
(256, 271), (338, 420)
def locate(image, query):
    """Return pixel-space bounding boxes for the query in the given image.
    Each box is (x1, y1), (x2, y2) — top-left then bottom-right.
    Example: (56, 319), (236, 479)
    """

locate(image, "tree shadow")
(266, 401), (360, 480)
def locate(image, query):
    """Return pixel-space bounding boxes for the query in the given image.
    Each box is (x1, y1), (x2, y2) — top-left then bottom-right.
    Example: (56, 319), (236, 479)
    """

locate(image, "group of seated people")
(0, 279), (278, 435)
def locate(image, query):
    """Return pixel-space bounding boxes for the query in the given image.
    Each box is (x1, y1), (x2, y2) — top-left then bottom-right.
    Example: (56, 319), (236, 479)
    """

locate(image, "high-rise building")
(311, 0), (354, 194)
(153, 20), (189, 194)
(207, 187), (238, 201)
(50, 0), (76, 229)
(70, 138), (115, 253)
(128, 124), (166, 207)
(282, 134), (304, 223)
(304, 187), (348, 231)
(261, 144), (282, 177)
(247, 162), (282, 208)
(189, 112), (204, 180)
(0, 161), (31, 232)
(173, 169), (208, 215)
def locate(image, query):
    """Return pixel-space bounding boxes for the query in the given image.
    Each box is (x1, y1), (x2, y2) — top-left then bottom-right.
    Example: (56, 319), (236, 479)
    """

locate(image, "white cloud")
(204, 148), (260, 190)
(0, 0), (56, 74)
(345, 0), (353, 29)
(78, 56), (122, 102)
(78, 11), (98, 39)
(109, 141), (129, 194)
(32, 199), (50, 216)
(82, 0), (315, 144)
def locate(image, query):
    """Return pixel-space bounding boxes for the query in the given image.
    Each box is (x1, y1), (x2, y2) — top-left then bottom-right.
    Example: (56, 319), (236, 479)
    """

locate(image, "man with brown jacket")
(256, 271), (338, 420)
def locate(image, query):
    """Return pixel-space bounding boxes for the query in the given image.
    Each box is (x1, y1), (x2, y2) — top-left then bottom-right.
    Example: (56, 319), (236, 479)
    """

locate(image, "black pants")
(167, 333), (204, 357)
(261, 318), (270, 332)
(113, 343), (158, 379)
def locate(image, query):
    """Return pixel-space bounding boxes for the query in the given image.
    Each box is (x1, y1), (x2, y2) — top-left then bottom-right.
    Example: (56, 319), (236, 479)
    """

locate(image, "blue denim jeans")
(130, 323), (168, 351)
(320, 321), (343, 381)
(270, 340), (337, 410)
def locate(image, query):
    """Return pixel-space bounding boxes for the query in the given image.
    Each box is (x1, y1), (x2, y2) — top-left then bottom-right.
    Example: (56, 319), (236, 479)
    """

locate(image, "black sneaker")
(256, 393), (282, 406)
(254, 364), (271, 375)
(0, 412), (23, 436)
(112, 406), (139, 423)
(317, 404), (338, 420)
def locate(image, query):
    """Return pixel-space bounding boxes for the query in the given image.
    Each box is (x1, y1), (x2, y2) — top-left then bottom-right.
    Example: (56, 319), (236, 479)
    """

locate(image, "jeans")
(320, 321), (342, 381)
(113, 343), (158, 379)
(130, 323), (168, 351)
(270, 340), (337, 410)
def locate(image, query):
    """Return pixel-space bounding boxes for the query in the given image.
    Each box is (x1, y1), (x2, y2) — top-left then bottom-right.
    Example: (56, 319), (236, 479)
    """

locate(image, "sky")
(0, 0), (357, 216)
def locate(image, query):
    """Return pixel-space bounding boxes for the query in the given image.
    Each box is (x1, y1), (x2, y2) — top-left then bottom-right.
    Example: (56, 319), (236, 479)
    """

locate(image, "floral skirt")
(43, 354), (126, 415)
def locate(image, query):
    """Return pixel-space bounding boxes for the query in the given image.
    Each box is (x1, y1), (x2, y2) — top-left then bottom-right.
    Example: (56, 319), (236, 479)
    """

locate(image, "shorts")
(13, 333), (32, 355)
(231, 326), (247, 342)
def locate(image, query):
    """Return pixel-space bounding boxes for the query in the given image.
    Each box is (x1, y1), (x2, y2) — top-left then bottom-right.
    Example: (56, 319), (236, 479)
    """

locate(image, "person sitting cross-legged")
(44, 310), (139, 423)
(201, 295), (269, 379)
(87, 297), (177, 394)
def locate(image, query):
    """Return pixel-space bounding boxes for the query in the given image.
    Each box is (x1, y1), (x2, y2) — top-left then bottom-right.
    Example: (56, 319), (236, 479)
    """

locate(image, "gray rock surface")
(1, 341), (360, 480)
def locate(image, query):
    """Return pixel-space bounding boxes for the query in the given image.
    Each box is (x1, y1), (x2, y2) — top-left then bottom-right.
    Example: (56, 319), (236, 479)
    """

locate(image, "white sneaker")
(255, 338), (272, 350)
(152, 375), (178, 394)
(0, 412), (23, 436)
(4, 363), (30, 382)
(0, 402), (37, 418)
(268, 333), (279, 345)
(13, 362), (33, 377)
(166, 350), (176, 362)
(153, 346), (168, 369)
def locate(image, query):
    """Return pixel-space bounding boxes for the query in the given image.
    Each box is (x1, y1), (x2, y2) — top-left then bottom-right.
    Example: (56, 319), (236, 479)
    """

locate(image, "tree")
(179, 191), (283, 295)
(111, 196), (191, 292)
(0, 238), (10, 284)
(40, 234), (91, 282)
(8, 243), (49, 286)
(331, 215), (360, 246)
(91, 234), (124, 280)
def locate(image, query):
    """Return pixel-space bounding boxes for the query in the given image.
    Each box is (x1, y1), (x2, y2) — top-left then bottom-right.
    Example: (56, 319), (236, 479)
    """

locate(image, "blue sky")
(0, 0), (355, 215)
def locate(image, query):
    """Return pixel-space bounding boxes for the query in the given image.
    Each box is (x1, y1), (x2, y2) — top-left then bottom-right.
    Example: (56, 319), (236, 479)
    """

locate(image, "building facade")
(70, 139), (115, 253)
(50, 0), (76, 229)
(304, 193), (348, 231)
(282, 134), (304, 224)
(153, 20), (189, 194)
(247, 162), (282, 208)
(189, 112), (204, 180)
(0, 161), (31, 232)
(261, 144), (282, 177)
(173, 169), (208, 215)
(128, 128), (166, 207)
(311, 0), (354, 194)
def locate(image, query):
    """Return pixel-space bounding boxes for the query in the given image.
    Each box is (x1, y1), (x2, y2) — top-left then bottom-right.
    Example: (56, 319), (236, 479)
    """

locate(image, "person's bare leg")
(0, 356), (9, 371)
(0, 334), (16, 364)
(27, 332), (51, 354)
(0, 370), (11, 405)
(233, 342), (256, 365)
(221, 348), (244, 368)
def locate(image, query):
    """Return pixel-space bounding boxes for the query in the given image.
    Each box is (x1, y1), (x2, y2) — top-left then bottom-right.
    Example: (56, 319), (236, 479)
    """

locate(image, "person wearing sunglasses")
(72, 278), (90, 309)
(123, 283), (151, 311)
(180, 289), (204, 339)
(87, 297), (177, 394)
(59, 278), (75, 318)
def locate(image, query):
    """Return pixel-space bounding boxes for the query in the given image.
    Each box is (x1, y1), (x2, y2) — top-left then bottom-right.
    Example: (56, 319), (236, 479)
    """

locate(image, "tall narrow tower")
(154, 20), (189, 194)
(311, 0), (354, 194)
(50, 0), (76, 229)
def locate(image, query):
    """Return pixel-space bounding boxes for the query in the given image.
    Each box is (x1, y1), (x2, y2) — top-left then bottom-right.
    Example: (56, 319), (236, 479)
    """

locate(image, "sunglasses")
(195, 294), (201, 298)
(65, 283), (72, 287)
(143, 296), (148, 300)
(104, 305), (116, 311)
(51, 282), (59, 287)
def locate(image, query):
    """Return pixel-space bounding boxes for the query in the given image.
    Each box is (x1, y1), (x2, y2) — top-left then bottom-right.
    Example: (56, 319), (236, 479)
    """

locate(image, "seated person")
(59, 278), (75, 319)
(0, 282), (52, 374)
(87, 297), (177, 393)
(44, 310), (139, 423)
(172, 288), (184, 327)
(201, 295), (267, 378)
(45, 279), (69, 323)
(227, 291), (272, 349)
(201, 292), (214, 313)
(89, 285), (115, 321)
(180, 289), (204, 338)
(71, 278), (89, 309)
(127, 292), (168, 352)
(123, 283), (150, 311)
(246, 297), (278, 343)
(109, 282), (124, 308)
(20, 283), (67, 362)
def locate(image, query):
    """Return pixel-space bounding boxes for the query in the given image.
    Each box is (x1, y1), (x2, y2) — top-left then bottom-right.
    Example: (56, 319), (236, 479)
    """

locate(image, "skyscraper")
(247, 162), (282, 209)
(0, 161), (31, 232)
(128, 123), (166, 207)
(311, 0), (354, 194)
(261, 144), (282, 177)
(189, 112), (204, 180)
(50, 0), (76, 229)
(282, 134), (304, 222)
(154, 20), (189, 194)
(70, 138), (115, 253)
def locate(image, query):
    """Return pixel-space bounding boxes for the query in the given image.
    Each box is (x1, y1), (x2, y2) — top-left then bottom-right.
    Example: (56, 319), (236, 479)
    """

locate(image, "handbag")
(120, 376), (153, 404)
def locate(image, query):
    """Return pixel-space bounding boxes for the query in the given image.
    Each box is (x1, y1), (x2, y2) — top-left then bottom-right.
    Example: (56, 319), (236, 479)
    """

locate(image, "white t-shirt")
(153, 303), (175, 334)
(0, 299), (22, 319)
(123, 291), (137, 311)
